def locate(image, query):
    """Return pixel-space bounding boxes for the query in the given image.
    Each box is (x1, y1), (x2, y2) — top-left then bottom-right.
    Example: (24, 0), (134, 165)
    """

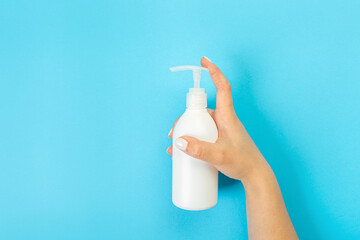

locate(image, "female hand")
(167, 56), (298, 240)
(167, 56), (268, 183)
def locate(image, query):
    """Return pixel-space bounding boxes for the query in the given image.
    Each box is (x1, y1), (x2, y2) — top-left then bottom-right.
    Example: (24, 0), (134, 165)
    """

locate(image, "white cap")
(170, 65), (209, 109)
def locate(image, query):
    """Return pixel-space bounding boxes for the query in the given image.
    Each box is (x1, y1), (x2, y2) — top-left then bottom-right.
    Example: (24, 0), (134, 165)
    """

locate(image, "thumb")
(174, 136), (223, 165)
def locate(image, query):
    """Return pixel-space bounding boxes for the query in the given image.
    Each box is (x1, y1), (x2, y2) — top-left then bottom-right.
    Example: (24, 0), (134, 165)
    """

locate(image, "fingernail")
(203, 56), (212, 63)
(175, 138), (188, 151)
(168, 128), (172, 137)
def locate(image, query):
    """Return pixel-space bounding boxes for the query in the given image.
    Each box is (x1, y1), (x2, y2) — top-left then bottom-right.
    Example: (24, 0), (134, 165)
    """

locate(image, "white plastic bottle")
(170, 66), (219, 211)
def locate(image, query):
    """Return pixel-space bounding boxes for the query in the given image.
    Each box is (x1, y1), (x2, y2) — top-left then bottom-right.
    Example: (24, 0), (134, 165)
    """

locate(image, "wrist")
(241, 156), (276, 191)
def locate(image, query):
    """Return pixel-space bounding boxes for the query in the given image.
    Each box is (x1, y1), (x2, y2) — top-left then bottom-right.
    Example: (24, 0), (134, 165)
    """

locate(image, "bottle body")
(172, 108), (218, 210)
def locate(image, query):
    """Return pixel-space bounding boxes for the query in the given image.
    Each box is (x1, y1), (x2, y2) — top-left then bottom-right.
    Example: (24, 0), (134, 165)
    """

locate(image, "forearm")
(242, 160), (298, 240)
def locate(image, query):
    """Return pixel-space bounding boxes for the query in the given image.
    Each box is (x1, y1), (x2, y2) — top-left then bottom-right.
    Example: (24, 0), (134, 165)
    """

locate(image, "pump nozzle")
(170, 66), (209, 88)
(170, 65), (210, 109)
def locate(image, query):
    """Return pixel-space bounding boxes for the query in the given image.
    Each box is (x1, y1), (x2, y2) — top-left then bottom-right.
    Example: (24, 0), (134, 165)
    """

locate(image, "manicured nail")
(175, 138), (188, 151)
(203, 56), (212, 63)
(168, 128), (172, 137)
(166, 146), (171, 154)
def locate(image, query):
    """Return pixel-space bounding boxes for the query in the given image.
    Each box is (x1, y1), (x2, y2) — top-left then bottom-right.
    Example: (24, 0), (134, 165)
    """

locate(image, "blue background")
(1, 0), (359, 239)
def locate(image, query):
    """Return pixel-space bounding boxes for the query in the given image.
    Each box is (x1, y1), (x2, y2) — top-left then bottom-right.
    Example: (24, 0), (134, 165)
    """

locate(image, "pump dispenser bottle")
(170, 66), (218, 210)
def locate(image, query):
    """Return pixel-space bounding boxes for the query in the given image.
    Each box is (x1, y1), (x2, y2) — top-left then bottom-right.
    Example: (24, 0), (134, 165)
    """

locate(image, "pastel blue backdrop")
(1, 0), (359, 239)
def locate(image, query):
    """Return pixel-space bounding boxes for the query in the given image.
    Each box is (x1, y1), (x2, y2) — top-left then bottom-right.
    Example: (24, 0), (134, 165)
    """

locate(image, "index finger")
(201, 57), (234, 112)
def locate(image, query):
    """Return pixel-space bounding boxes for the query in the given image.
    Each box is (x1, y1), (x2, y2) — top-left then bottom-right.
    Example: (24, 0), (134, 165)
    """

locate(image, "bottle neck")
(186, 107), (207, 112)
(186, 106), (207, 110)
(186, 88), (207, 109)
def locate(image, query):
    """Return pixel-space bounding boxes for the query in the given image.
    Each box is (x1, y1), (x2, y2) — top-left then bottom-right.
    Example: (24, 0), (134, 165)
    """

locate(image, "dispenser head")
(170, 65), (209, 109)
(170, 65), (209, 89)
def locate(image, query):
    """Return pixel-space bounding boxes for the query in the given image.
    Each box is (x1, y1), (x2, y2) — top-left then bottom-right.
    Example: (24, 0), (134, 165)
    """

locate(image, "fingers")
(167, 117), (181, 156)
(201, 57), (234, 112)
(174, 136), (224, 165)
(166, 145), (173, 155)
(168, 117), (180, 139)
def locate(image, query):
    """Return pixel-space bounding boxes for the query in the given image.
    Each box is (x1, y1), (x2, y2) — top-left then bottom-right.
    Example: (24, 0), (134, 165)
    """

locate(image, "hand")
(167, 57), (298, 239)
(167, 56), (268, 182)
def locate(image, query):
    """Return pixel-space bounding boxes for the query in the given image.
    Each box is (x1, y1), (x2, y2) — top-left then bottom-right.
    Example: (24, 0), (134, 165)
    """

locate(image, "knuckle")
(191, 143), (203, 159)
(209, 67), (218, 76)
(223, 81), (231, 91)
